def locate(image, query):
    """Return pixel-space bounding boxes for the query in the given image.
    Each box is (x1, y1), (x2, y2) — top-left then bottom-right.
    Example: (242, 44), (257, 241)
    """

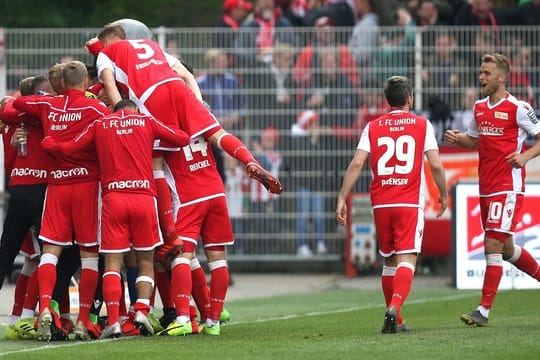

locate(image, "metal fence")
(1, 26), (539, 262)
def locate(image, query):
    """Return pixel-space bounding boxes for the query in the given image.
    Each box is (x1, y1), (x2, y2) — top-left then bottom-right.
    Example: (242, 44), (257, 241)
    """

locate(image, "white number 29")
(377, 135), (416, 175)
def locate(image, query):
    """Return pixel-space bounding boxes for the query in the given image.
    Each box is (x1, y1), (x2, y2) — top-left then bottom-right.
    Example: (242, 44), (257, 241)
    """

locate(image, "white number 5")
(128, 40), (154, 60)
(377, 135), (416, 175)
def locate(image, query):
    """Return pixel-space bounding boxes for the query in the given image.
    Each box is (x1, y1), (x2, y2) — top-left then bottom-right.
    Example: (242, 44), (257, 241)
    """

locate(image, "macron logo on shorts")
(108, 179), (151, 190)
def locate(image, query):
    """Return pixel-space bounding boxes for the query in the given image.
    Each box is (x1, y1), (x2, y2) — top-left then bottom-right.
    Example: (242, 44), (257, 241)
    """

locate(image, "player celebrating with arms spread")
(445, 53), (540, 327)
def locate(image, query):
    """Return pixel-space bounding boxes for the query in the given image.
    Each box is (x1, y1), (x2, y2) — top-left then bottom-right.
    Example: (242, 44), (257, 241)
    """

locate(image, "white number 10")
(377, 135), (416, 175)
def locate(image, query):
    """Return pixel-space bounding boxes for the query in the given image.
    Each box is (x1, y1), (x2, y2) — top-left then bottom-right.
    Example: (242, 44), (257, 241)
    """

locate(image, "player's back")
(367, 110), (431, 208)
(164, 136), (225, 205)
(99, 39), (180, 101)
(13, 90), (108, 184)
(92, 111), (159, 196)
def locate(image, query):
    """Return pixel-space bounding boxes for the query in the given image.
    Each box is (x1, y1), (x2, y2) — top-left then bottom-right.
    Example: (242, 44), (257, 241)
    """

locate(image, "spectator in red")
(213, 0), (254, 50)
(293, 16), (359, 88)
(233, 0), (300, 68)
(453, 0), (518, 51)
(332, 76), (390, 142)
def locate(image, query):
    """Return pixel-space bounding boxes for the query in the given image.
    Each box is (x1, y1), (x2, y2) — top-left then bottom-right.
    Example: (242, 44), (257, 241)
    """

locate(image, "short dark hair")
(18, 76), (35, 96)
(383, 76), (413, 107)
(31, 75), (49, 94)
(114, 99), (138, 112)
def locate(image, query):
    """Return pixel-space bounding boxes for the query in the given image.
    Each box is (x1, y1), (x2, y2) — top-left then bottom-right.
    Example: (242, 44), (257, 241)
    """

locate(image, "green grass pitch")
(1, 288), (538, 359)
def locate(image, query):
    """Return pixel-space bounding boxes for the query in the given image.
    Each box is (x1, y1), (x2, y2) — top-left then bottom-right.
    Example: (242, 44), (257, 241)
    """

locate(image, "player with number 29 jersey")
(358, 110), (439, 209)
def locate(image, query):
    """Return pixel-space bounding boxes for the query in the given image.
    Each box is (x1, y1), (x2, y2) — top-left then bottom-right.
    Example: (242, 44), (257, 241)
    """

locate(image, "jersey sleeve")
(164, 52), (179, 68)
(53, 121), (98, 156)
(150, 117), (190, 147)
(356, 122), (371, 153)
(467, 102), (479, 138)
(424, 119), (439, 152)
(0, 99), (32, 125)
(516, 101), (540, 136)
(12, 96), (44, 121)
(96, 52), (115, 81)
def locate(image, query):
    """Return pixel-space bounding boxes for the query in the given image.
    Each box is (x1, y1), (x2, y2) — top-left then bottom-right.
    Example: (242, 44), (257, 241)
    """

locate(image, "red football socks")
(103, 270), (122, 325)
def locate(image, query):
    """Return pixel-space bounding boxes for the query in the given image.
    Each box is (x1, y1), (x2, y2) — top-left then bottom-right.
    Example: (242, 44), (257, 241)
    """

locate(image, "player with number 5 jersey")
(336, 76), (447, 334)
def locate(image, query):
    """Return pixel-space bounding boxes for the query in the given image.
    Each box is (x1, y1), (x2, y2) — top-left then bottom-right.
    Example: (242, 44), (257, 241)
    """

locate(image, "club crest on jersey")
(494, 111), (508, 120)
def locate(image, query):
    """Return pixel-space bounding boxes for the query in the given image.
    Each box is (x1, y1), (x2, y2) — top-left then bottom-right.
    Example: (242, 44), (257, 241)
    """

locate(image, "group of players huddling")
(0, 19), (282, 341)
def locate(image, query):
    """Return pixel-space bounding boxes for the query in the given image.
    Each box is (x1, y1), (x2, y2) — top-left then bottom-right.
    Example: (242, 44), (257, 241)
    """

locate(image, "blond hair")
(62, 61), (88, 89)
(482, 53), (510, 77)
(48, 63), (65, 93)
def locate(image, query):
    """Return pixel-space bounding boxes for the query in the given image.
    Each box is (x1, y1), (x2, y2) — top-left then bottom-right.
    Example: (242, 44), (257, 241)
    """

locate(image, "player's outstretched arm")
(443, 129), (478, 148)
(100, 68), (123, 107)
(208, 128), (283, 194)
(172, 61), (203, 101)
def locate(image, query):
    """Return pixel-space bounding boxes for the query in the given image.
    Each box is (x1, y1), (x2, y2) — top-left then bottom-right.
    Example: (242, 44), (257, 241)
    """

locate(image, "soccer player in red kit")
(155, 131), (238, 336)
(94, 25), (282, 335)
(42, 99), (191, 338)
(94, 24), (282, 203)
(444, 53), (540, 327)
(336, 76), (448, 334)
(13, 61), (110, 341)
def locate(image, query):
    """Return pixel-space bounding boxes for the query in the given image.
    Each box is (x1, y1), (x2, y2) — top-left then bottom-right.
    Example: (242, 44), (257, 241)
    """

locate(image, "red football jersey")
(468, 93), (540, 196)
(13, 90), (109, 185)
(469, 93), (540, 195)
(164, 135), (225, 206)
(96, 39), (221, 141)
(48, 109), (189, 196)
(1, 126), (16, 175)
(96, 39), (179, 104)
(9, 123), (52, 186)
(358, 110), (439, 208)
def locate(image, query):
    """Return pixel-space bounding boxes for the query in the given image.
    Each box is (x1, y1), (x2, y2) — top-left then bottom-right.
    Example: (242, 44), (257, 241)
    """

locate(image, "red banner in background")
(422, 147), (479, 256)
(422, 146), (540, 257)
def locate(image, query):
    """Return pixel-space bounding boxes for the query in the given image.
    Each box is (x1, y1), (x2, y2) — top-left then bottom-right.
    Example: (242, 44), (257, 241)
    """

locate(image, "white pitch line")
(0, 292), (478, 357)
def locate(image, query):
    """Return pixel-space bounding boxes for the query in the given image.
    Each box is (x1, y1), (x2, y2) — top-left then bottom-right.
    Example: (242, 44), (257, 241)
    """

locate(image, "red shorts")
(39, 181), (99, 248)
(176, 196), (234, 252)
(100, 192), (162, 253)
(373, 206), (424, 257)
(19, 228), (40, 259)
(480, 193), (523, 237)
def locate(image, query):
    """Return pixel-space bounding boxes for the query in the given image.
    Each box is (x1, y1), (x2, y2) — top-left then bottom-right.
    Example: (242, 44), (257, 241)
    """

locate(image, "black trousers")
(0, 184), (46, 289)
